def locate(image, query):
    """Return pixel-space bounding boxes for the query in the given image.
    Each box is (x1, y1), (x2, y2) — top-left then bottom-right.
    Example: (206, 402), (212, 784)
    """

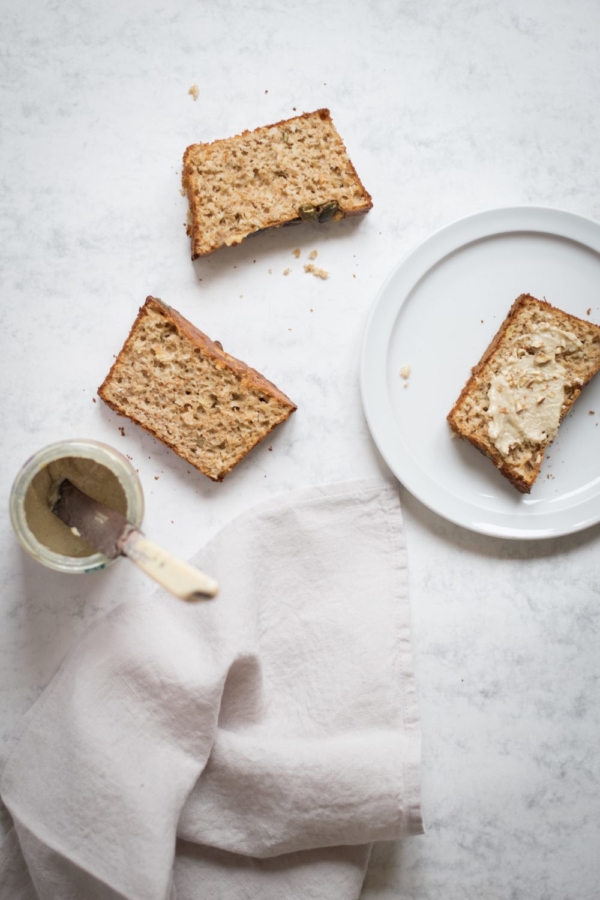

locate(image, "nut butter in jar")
(9, 439), (144, 573)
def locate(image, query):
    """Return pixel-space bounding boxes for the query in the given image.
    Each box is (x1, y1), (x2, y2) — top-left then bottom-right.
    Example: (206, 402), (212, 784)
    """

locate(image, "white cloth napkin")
(0, 479), (423, 900)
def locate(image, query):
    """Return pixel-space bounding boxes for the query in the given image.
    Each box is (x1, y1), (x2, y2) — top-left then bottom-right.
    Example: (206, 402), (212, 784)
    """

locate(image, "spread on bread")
(447, 294), (600, 493)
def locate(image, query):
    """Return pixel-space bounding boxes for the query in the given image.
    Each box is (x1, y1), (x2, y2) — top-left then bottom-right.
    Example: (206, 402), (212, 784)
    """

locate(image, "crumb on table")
(309, 249), (318, 260)
(188, 85), (199, 101)
(283, 268), (291, 276)
(292, 248), (301, 258)
(304, 263), (329, 280)
(399, 365), (411, 379)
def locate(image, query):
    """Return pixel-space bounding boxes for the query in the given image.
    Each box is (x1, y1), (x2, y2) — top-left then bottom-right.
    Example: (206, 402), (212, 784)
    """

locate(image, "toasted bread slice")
(447, 294), (600, 493)
(98, 297), (296, 481)
(182, 108), (372, 259)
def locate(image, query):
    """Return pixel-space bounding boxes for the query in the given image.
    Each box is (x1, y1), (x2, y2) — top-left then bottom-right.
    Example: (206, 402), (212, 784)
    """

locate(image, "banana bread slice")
(447, 294), (600, 493)
(98, 297), (296, 481)
(182, 108), (373, 259)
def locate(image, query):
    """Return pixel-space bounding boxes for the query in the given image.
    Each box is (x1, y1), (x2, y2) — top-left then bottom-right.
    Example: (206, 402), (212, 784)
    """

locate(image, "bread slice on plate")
(447, 294), (600, 493)
(98, 297), (297, 482)
(182, 108), (373, 259)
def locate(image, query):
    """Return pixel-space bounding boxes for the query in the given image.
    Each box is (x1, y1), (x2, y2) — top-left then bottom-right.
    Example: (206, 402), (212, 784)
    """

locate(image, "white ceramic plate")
(360, 207), (600, 539)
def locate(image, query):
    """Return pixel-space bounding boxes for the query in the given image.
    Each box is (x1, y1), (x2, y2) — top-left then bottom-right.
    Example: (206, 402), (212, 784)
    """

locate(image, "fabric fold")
(0, 479), (423, 900)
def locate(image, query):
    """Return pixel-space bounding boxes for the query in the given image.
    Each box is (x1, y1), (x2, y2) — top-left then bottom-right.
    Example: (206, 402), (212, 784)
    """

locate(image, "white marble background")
(1, 0), (600, 897)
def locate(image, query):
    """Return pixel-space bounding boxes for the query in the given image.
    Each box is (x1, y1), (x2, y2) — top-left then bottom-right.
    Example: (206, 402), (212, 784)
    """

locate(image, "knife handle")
(120, 532), (218, 601)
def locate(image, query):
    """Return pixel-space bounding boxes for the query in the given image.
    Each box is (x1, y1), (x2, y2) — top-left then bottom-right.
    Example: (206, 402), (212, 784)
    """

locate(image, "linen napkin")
(0, 479), (423, 900)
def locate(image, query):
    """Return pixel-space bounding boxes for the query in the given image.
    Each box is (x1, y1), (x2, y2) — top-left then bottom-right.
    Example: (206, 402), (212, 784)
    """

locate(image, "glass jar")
(9, 439), (144, 574)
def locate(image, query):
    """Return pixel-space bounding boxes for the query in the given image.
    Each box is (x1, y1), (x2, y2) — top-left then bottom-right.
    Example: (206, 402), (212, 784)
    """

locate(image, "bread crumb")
(119, 426), (126, 437)
(188, 85), (199, 101)
(179, 187), (186, 196)
(309, 249), (318, 260)
(589, 410), (595, 415)
(304, 263), (329, 280)
(399, 365), (411, 379)
(283, 268), (291, 276)
(587, 308), (592, 315)
(292, 248), (301, 258)
(154, 476), (159, 480)
(92, 397), (96, 403)
(268, 446), (273, 451)
(403, 383), (409, 389)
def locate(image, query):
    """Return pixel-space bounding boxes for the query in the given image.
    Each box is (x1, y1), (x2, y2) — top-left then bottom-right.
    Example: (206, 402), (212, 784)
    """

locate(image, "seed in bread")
(98, 297), (297, 482)
(447, 294), (600, 493)
(182, 108), (372, 259)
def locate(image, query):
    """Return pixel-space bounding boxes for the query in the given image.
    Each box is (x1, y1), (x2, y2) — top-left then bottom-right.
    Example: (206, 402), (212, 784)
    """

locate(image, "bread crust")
(182, 108), (373, 259)
(447, 294), (600, 493)
(98, 297), (297, 481)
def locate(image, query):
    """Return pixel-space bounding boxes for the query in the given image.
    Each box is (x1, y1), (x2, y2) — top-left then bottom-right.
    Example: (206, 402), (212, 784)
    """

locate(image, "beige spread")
(24, 457), (127, 557)
(487, 322), (582, 456)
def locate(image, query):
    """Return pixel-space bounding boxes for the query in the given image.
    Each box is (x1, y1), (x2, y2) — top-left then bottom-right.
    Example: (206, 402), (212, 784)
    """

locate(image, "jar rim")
(9, 439), (145, 574)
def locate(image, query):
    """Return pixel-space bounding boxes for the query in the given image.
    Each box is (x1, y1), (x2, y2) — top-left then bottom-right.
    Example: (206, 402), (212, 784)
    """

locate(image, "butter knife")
(52, 479), (218, 601)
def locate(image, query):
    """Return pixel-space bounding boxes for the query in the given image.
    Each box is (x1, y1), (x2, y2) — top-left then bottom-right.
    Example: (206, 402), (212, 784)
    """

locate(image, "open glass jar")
(9, 439), (144, 574)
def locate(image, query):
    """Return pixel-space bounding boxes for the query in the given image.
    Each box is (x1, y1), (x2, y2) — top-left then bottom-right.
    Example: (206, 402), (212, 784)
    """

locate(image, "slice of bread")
(182, 108), (373, 259)
(98, 297), (297, 482)
(447, 294), (600, 493)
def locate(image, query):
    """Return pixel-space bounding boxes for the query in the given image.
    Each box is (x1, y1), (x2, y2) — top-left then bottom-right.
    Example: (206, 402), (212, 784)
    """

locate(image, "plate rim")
(360, 204), (600, 540)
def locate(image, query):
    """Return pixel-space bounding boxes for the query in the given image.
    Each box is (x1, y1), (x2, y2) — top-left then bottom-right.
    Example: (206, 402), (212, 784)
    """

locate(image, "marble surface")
(1, 0), (600, 896)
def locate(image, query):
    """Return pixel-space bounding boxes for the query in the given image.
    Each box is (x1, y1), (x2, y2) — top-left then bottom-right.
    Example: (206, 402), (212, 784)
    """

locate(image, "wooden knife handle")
(121, 532), (218, 601)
